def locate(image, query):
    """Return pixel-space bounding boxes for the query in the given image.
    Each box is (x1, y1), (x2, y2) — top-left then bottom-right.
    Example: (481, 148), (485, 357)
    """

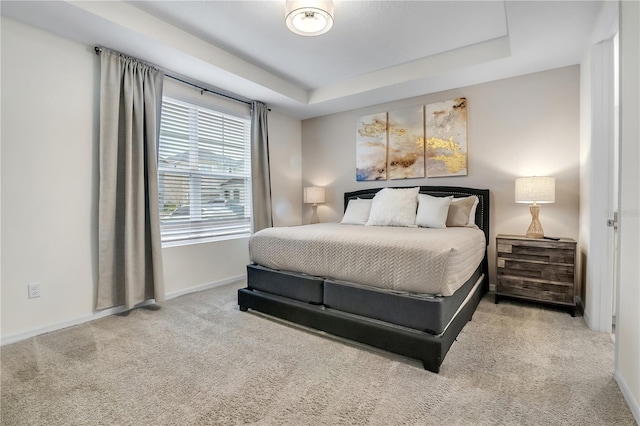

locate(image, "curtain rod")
(164, 74), (252, 107)
(94, 46), (255, 108)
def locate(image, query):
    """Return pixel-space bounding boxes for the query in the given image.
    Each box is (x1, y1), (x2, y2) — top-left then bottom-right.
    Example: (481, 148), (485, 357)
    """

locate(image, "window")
(158, 97), (251, 244)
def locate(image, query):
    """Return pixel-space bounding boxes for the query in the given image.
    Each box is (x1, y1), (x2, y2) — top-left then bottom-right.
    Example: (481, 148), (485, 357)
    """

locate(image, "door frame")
(584, 1), (619, 334)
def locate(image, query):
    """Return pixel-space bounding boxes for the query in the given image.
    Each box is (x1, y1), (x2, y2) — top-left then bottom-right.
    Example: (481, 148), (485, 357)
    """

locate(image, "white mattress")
(249, 223), (486, 296)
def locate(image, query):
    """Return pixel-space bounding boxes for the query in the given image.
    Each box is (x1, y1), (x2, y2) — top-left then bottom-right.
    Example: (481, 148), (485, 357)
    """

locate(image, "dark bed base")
(238, 278), (485, 373)
(238, 185), (490, 373)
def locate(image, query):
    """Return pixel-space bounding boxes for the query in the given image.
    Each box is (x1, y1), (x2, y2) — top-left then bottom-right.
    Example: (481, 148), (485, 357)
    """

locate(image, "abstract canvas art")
(425, 98), (468, 177)
(387, 106), (425, 179)
(356, 112), (387, 181)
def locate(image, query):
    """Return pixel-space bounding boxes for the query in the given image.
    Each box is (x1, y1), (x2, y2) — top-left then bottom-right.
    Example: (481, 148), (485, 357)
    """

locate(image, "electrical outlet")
(28, 283), (40, 299)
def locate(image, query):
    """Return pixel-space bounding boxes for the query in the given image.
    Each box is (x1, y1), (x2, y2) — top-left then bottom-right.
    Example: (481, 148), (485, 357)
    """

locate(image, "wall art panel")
(388, 105), (425, 179)
(425, 98), (468, 177)
(356, 112), (387, 181)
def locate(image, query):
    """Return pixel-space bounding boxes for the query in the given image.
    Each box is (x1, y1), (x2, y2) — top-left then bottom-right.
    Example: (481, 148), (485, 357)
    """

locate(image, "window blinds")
(158, 98), (251, 244)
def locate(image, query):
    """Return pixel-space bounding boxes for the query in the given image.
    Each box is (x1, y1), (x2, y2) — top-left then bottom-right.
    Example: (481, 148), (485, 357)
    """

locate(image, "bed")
(238, 186), (490, 373)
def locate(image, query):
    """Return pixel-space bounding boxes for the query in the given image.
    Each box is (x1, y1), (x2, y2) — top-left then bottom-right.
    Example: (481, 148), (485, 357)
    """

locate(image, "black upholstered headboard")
(344, 186), (490, 246)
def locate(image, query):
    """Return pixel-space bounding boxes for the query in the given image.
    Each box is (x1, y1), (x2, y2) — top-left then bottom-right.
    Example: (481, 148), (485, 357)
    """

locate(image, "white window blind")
(158, 97), (251, 244)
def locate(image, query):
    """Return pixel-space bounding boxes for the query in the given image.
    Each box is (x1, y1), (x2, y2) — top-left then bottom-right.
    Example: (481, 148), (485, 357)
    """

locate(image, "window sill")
(161, 233), (250, 249)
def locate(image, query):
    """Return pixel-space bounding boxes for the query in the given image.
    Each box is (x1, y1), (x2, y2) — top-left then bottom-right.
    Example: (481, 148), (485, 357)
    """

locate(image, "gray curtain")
(251, 101), (273, 232)
(97, 49), (165, 310)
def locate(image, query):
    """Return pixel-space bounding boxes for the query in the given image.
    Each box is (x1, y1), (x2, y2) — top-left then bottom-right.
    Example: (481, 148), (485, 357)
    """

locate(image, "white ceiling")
(1, 1), (602, 119)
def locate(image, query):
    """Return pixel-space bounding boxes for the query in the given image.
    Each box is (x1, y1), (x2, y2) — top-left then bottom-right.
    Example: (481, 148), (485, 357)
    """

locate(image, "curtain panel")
(97, 49), (166, 310)
(250, 101), (273, 232)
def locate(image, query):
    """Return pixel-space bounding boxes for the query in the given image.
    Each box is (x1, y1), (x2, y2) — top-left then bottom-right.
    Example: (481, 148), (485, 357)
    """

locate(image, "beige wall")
(0, 17), (302, 341)
(579, 43), (592, 317)
(268, 111), (303, 227)
(1, 17), (99, 340)
(162, 238), (250, 298)
(301, 66), (581, 285)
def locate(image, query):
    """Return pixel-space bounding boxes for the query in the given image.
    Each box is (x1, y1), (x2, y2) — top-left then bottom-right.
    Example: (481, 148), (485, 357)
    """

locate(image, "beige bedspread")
(249, 223), (486, 296)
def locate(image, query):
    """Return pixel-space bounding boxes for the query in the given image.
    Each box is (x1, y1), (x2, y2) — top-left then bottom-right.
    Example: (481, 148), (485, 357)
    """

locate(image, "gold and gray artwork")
(356, 98), (467, 181)
(388, 105), (425, 179)
(425, 98), (468, 177)
(356, 112), (387, 181)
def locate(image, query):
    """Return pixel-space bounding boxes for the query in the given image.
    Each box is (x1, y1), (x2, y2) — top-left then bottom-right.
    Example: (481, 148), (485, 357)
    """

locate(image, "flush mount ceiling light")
(285, 0), (334, 36)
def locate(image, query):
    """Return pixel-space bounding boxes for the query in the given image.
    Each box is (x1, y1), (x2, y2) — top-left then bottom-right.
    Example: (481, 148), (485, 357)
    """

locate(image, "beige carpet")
(1, 280), (635, 426)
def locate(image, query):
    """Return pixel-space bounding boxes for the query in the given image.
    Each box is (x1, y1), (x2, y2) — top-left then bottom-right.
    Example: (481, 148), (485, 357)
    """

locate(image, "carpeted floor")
(1, 280), (635, 425)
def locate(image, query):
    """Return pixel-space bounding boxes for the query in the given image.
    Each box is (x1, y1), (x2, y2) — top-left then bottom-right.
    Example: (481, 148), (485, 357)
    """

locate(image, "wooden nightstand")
(495, 234), (577, 316)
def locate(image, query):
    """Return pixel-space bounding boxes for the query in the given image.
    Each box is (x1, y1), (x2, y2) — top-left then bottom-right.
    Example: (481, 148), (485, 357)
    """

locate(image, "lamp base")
(525, 203), (544, 239)
(310, 204), (319, 224)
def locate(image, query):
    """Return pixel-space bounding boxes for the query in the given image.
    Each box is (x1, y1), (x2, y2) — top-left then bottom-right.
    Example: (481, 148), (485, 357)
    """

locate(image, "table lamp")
(304, 186), (325, 224)
(515, 176), (555, 238)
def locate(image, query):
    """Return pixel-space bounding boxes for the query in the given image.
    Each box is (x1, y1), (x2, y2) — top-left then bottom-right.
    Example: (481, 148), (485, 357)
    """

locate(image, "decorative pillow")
(467, 196), (479, 225)
(415, 194), (453, 228)
(366, 187), (419, 227)
(341, 199), (373, 225)
(446, 196), (478, 227)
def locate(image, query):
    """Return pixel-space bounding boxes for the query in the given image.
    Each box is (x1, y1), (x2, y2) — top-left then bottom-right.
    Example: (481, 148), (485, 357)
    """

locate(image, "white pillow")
(341, 198), (373, 225)
(416, 194), (453, 228)
(366, 187), (419, 227)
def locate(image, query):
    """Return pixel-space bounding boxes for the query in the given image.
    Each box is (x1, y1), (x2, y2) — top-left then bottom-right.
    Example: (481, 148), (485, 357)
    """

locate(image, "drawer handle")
(497, 243), (512, 253)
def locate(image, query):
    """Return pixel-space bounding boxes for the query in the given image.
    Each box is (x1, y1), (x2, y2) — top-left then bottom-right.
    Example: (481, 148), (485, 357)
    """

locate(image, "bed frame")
(238, 186), (490, 373)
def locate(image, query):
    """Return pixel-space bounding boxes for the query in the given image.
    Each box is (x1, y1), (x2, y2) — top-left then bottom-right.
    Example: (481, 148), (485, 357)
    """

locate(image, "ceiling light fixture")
(285, 0), (334, 37)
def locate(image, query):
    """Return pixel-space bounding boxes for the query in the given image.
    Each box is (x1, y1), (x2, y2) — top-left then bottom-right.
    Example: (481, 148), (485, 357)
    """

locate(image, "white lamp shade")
(285, 0), (334, 36)
(304, 186), (325, 204)
(515, 176), (555, 204)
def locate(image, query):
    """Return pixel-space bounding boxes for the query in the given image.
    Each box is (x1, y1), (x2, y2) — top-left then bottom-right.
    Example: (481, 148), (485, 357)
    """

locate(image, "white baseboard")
(165, 274), (245, 300)
(583, 310), (593, 330)
(0, 303), (149, 347)
(615, 370), (640, 424)
(0, 275), (246, 347)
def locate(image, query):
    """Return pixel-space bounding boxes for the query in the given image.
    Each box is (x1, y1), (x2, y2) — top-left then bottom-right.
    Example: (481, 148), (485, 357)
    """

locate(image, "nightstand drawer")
(497, 276), (573, 304)
(497, 258), (574, 283)
(497, 241), (575, 264)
